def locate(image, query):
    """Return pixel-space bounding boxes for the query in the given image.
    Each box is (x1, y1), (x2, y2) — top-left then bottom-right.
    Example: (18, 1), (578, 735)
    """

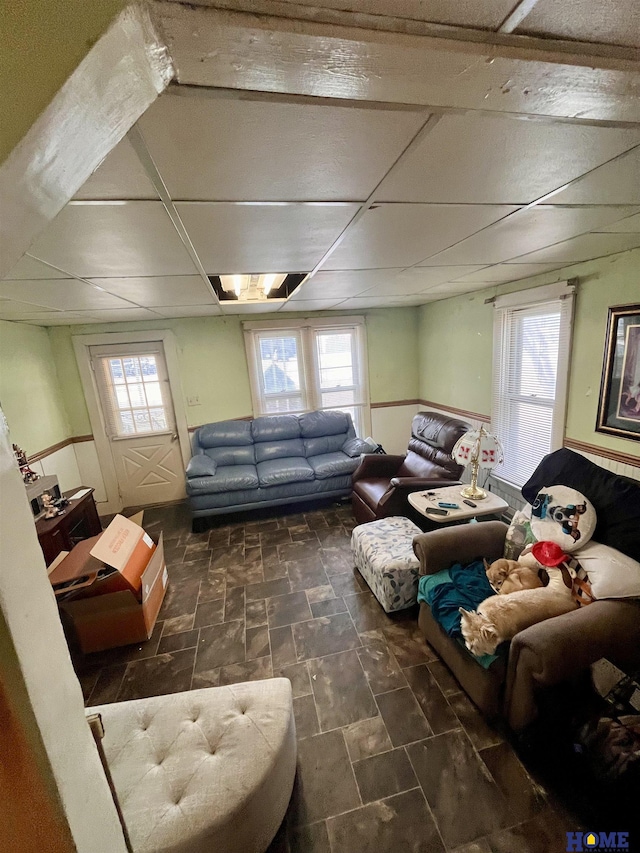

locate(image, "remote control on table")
(427, 507), (449, 516)
(463, 499), (477, 508)
(438, 501), (459, 509)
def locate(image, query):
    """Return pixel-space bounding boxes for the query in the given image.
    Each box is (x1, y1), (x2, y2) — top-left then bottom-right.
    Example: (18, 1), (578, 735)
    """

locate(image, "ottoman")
(88, 679), (296, 853)
(351, 516), (422, 612)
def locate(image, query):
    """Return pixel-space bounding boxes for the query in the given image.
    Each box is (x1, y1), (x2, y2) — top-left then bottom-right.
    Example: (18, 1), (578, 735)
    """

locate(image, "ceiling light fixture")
(218, 273), (289, 302)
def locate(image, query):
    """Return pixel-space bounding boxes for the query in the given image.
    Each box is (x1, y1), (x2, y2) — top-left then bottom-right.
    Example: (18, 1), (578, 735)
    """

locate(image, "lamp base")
(460, 484), (487, 500)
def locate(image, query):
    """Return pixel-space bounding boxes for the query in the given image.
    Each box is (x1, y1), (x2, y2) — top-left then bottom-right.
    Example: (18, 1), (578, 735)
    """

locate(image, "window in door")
(491, 284), (575, 488)
(244, 318), (369, 435)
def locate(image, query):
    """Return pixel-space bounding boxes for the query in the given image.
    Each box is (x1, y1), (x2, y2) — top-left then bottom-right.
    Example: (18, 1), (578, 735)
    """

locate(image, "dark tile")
(194, 598), (225, 628)
(184, 540), (211, 559)
(305, 513), (328, 530)
(245, 546), (262, 564)
(224, 586), (245, 622)
(448, 842), (492, 853)
(289, 821), (331, 853)
(344, 591), (388, 632)
(261, 546), (289, 580)
(245, 533), (260, 547)
(229, 527), (245, 545)
(278, 661), (312, 698)
(309, 649), (378, 731)
(289, 730), (360, 826)
(326, 789), (445, 853)
(246, 577), (291, 601)
(381, 622), (435, 668)
(353, 747), (417, 804)
(261, 528), (293, 547)
(403, 664), (460, 735)
(198, 571), (226, 602)
(293, 612), (361, 661)
(246, 625), (270, 660)
(218, 655), (272, 686)
(448, 692), (504, 751)
(169, 557), (210, 582)
(118, 649), (195, 701)
(329, 569), (368, 598)
(159, 576), (200, 620)
(267, 591), (312, 629)
(406, 730), (510, 848)
(210, 544), (245, 569)
(158, 628), (199, 654)
(208, 528), (230, 548)
(310, 597), (346, 618)
(245, 599), (268, 628)
(161, 614), (195, 636)
(480, 743), (545, 825)
(278, 541), (321, 564)
(306, 585), (336, 604)
(376, 687), (433, 746)
(245, 518), (279, 533)
(316, 528), (351, 549)
(485, 808), (572, 853)
(343, 716), (393, 762)
(270, 625), (297, 668)
(87, 664), (127, 705)
(293, 694), (320, 740)
(226, 562), (264, 588)
(290, 528), (317, 543)
(427, 660), (462, 697)
(321, 549), (354, 576)
(191, 668), (221, 690)
(287, 559), (329, 592)
(194, 620), (245, 677)
(357, 640), (407, 694)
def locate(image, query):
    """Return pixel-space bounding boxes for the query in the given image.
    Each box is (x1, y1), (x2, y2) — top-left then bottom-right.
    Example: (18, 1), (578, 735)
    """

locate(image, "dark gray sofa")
(186, 410), (371, 530)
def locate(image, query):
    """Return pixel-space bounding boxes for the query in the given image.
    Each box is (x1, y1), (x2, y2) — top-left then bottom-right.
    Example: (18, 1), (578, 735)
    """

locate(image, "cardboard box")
(56, 514), (168, 654)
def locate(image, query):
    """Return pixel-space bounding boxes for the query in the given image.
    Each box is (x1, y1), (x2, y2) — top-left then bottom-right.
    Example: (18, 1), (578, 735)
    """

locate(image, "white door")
(90, 342), (185, 508)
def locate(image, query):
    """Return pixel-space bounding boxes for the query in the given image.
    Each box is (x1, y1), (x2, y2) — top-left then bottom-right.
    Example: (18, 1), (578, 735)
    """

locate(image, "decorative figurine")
(42, 493), (60, 519)
(13, 443), (39, 484)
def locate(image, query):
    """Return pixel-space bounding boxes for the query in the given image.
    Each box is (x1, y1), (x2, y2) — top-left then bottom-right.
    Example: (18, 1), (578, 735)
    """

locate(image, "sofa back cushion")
(303, 434), (347, 457)
(195, 421), (256, 466)
(299, 410), (353, 438)
(255, 438), (306, 463)
(522, 448), (640, 562)
(252, 415), (301, 443)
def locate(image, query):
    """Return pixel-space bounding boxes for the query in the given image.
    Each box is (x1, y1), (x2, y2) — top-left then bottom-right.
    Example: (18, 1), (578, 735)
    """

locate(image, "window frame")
(243, 316), (370, 436)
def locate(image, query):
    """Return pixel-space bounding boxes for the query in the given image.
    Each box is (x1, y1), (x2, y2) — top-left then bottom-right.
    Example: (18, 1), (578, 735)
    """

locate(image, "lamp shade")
(452, 427), (503, 470)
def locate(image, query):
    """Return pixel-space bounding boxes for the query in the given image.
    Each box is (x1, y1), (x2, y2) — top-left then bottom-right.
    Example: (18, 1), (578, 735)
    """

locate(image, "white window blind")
(491, 286), (574, 488)
(244, 319), (369, 435)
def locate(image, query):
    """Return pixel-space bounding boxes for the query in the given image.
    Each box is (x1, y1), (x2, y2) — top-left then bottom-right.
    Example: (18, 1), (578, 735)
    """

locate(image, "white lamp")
(452, 425), (503, 500)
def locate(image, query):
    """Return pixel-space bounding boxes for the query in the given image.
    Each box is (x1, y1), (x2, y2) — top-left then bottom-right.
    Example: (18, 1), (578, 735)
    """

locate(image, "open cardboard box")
(54, 512), (168, 654)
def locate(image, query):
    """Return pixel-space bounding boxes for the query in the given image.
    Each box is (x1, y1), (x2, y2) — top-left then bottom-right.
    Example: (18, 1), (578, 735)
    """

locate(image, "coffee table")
(408, 484), (508, 523)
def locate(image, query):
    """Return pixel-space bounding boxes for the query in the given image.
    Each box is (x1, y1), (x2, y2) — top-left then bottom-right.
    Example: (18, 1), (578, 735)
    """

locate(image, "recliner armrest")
(413, 520), (508, 575)
(388, 477), (461, 490)
(351, 454), (405, 481)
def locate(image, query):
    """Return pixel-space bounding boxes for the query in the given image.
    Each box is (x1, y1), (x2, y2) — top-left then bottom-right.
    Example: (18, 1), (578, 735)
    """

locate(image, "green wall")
(48, 307), (419, 437)
(0, 320), (71, 455)
(2, 1), (126, 164)
(418, 247), (640, 456)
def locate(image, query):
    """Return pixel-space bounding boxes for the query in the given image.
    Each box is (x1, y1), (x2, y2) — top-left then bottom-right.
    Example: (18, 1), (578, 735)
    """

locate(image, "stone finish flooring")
(75, 500), (581, 853)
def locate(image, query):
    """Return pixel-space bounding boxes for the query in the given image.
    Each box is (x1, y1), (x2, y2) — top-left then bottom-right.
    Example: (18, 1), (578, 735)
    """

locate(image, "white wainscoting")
(370, 404), (420, 455)
(29, 443), (81, 493)
(72, 440), (108, 505)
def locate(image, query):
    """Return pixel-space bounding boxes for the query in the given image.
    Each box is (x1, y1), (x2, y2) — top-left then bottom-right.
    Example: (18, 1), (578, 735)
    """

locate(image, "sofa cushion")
(255, 438), (305, 464)
(308, 452), (359, 479)
(186, 455), (217, 479)
(257, 458), (314, 487)
(252, 415), (301, 442)
(299, 410), (351, 438)
(205, 446), (256, 467)
(187, 465), (259, 494)
(303, 433), (348, 457)
(198, 421), (253, 448)
(342, 437), (376, 457)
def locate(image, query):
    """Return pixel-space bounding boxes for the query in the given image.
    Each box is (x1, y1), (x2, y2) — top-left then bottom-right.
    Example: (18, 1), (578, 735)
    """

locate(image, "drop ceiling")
(2, 0), (640, 325)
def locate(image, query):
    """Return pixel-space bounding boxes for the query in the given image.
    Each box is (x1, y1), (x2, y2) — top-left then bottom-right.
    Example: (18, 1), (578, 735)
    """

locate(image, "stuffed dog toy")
(484, 558), (543, 595)
(459, 566), (576, 656)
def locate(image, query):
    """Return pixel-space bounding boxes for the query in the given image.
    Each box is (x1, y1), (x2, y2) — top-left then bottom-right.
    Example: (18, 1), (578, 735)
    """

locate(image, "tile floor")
(74, 500), (585, 853)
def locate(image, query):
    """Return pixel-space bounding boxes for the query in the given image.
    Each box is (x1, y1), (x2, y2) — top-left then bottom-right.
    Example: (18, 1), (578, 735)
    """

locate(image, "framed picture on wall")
(596, 304), (640, 441)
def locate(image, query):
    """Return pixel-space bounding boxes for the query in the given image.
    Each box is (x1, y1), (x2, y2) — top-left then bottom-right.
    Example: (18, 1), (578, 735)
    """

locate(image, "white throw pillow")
(573, 541), (640, 600)
(529, 485), (597, 553)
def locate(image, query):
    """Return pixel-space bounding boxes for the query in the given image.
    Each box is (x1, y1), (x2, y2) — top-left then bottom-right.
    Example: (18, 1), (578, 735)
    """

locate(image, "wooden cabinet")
(36, 488), (102, 566)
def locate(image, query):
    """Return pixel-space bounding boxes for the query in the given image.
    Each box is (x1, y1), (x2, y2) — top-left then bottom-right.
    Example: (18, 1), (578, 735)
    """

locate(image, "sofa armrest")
(413, 520), (508, 576)
(352, 454), (404, 481)
(505, 599), (640, 731)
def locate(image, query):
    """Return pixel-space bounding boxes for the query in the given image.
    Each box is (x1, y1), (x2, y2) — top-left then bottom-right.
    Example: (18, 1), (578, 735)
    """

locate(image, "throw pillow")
(186, 455), (217, 478)
(529, 485), (597, 552)
(342, 437), (377, 457)
(571, 541), (640, 600)
(503, 505), (536, 561)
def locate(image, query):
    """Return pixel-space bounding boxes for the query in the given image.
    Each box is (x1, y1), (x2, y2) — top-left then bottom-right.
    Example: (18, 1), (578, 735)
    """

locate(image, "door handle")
(171, 433), (178, 441)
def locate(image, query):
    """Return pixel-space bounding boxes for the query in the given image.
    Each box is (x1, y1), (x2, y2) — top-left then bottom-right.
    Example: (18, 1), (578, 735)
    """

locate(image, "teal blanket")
(417, 561), (498, 669)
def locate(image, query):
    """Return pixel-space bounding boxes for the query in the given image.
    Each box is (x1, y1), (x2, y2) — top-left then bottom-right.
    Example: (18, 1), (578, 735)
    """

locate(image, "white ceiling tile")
(89, 276), (216, 306)
(508, 232), (640, 265)
(266, 0), (516, 28)
(0, 300), (59, 319)
(425, 206), (640, 265)
(140, 92), (425, 202)
(516, 0), (640, 49)
(292, 269), (404, 299)
(73, 136), (158, 200)
(29, 202), (199, 278)
(3, 256), (68, 280)
(452, 263), (565, 283)
(0, 279), (136, 311)
(279, 298), (346, 311)
(219, 302), (287, 314)
(17, 313), (103, 325)
(377, 114), (640, 204)
(595, 212), (640, 233)
(69, 308), (165, 322)
(551, 147), (640, 205)
(324, 204), (515, 270)
(332, 294), (415, 309)
(176, 202), (358, 273)
(153, 304), (223, 318)
(378, 266), (486, 294)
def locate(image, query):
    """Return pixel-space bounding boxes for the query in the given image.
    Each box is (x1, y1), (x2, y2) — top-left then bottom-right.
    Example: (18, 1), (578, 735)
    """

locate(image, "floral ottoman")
(351, 516), (422, 613)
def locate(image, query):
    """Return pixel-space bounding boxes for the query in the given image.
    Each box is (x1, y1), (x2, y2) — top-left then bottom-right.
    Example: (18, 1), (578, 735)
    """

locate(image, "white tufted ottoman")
(88, 679), (296, 853)
(351, 516), (422, 613)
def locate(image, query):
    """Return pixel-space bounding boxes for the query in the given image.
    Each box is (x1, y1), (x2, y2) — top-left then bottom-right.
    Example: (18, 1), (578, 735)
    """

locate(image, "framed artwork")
(596, 304), (640, 441)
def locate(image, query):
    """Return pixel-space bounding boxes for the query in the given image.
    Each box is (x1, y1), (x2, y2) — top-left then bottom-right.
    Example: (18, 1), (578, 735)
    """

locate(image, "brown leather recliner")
(351, 411), (470, 525)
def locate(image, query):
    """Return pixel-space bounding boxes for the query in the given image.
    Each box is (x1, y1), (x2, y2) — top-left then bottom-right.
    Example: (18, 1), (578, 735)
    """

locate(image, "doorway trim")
(73, 329), (190, 514)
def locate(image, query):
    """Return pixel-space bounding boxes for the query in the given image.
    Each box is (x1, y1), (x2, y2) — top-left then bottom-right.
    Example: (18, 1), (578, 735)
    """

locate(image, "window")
(244, 318), (369, 435)
(491, 282), (575, 488)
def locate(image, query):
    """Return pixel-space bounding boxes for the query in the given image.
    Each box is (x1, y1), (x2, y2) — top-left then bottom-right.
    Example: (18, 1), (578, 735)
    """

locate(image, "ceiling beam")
(498, 0), (541, 34)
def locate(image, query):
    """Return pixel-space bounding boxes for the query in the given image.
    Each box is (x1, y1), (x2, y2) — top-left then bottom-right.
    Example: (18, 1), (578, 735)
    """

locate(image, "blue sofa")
(186, 411), (372, 529)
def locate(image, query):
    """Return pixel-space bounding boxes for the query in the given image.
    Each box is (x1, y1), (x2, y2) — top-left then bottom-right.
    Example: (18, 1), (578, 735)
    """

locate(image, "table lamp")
(452, 425), (503, 500)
